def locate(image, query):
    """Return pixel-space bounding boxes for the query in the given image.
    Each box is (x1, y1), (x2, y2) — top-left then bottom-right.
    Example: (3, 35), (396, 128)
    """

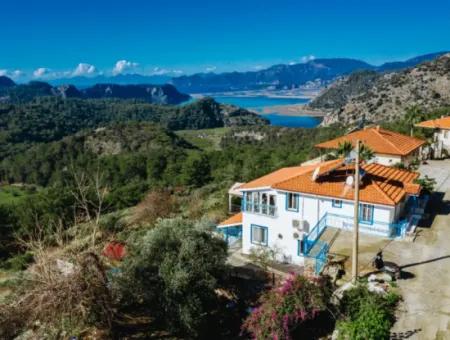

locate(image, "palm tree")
(405, 106), (423, 137)
(359, 143), (374, 161)
(336, 141), (374, 162)
(336, 141), (353, 158)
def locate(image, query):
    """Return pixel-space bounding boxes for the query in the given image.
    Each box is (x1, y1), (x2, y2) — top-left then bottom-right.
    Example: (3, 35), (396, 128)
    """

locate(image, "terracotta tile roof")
(218, 212), (242, 227)
(238, 159), (343, 190)
(315, 127), (425, 156)
(238, 165), (314, 190)
(271, 161), (420, 206)
(415, 116), (450, 129)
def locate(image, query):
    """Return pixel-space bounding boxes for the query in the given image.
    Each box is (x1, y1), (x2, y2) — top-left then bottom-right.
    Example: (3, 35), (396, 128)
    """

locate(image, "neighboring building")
(315, 126), (425, 166)
(416, 116), (450, 158)
(218, 159), (421, 268)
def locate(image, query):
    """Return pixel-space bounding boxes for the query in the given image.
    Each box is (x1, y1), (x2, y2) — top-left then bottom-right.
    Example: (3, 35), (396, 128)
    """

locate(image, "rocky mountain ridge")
(0, 79), (190, 105)
(170, 52), (447, 93)
(314, 53), (450, 126)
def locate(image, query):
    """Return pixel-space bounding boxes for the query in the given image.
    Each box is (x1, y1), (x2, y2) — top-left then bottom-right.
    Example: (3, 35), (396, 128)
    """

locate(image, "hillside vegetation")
(0, 97), (267, 158)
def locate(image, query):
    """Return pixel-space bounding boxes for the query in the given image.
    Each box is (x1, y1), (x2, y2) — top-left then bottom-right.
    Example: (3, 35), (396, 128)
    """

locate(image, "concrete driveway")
(327, 159), (450, 339)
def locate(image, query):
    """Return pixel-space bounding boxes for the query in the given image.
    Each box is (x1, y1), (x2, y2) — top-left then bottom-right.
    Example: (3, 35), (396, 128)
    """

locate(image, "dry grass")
(0, 251), (113, 339)
(131, 189), (175, 227)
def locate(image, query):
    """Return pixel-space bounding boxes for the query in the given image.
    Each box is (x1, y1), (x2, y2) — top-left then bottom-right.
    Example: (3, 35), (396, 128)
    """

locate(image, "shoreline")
(191, 89), (321, 101)
(260, 104), (327, 117)
(190, 92), (328, 118)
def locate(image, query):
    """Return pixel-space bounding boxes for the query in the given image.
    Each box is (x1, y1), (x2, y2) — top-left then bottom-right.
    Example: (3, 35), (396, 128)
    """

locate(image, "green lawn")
(0, 185), (37, 206)
(176, 127), (230, 150)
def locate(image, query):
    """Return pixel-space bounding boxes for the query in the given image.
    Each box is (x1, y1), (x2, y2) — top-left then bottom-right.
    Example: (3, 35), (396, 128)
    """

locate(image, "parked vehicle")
(373, 251), (401, 280)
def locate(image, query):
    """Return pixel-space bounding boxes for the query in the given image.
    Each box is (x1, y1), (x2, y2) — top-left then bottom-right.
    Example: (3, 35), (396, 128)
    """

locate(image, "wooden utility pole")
(352, 140), (360, 284)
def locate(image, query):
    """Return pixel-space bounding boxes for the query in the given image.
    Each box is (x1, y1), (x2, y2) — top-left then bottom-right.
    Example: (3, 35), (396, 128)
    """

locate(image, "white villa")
(416, 116), (450, 158)
(315, 126), (425, 166)
(218, 159), (422, 269)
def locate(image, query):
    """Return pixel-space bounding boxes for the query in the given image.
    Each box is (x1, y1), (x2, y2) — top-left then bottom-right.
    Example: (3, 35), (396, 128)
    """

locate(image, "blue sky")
(1, 0), (450, 80)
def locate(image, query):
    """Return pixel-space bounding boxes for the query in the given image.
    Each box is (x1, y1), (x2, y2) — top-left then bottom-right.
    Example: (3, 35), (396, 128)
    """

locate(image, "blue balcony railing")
(303, 213), (409, 255)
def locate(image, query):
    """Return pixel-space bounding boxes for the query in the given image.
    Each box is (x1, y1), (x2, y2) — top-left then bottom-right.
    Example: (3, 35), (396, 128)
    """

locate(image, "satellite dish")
(312, 167), (320, 181)
(346, 175), (354, 187)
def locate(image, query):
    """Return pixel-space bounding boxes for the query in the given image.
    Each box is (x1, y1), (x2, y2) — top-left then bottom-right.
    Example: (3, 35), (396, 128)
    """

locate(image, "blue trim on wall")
(250, 224), (268, 246)
(332, 199), (342, 208)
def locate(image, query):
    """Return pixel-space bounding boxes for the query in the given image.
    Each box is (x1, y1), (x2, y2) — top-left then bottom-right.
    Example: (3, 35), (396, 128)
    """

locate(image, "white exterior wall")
(241, 189), (396, 265)
(373, 153), (403, 166)
(434, 129), (450, 157)
(242, 189), (306, 266)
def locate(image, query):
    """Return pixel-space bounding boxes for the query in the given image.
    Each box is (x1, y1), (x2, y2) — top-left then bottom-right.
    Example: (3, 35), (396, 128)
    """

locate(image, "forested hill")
(0, 97), (268, 158)
(312, 53), (450, 126)
(0, 78), (190, 105)
(0, 122), (195, 188)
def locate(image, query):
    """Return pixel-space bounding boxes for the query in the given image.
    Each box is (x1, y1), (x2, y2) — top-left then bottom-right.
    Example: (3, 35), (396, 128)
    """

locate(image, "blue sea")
(211, 95), (321, 128)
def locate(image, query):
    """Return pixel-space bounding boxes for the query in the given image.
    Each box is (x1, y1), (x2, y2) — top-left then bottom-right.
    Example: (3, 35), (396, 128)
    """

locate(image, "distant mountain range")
(0, 78), (190, 105)
(50, 73), (172, 87)
(169, 52), (448, 93)
(313, 53), (450, 126)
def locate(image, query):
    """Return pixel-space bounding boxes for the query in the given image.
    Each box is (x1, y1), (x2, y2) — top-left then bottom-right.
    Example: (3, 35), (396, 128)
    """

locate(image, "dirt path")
(389, 166), (450, 339)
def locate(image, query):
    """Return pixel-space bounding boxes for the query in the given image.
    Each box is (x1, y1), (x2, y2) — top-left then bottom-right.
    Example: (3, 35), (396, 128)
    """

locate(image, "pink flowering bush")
(242, 274), (332, 340)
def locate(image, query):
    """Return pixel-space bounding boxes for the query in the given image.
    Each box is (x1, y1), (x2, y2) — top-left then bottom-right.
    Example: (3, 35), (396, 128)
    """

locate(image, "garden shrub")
(241, 274), (332, 340)
(115, 217), (228, 338)
(337, 285), (400, 340)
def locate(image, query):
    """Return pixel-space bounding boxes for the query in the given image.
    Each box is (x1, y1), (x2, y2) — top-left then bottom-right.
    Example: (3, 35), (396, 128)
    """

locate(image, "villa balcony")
(242, 202), (277, 217)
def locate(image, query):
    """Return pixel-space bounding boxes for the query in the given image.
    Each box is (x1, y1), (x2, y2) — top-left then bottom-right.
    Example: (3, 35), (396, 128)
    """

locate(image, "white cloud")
(152, 67), (169, 75)
(171, 69), (184, 75)
(252, 65), (264, 70)
(0, 69), (25, 79)
(205, 66), (217, 72)
(33, 67), (51, 78)
(72, 63), (96, 77)
(300, 55), (316, 63)
(112, 60), (139, 75)
(12, 70), (24, 78)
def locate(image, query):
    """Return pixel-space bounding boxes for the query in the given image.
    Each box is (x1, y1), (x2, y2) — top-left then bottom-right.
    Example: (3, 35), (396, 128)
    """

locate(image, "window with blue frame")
(251, 225), (268, 246)
(286, 193), (299, 211)
(359, 203), (374, 224)
(332, 199), (342, 208)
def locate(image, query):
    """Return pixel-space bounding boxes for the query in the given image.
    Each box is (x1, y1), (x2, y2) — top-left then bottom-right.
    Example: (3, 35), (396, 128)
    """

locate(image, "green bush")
(338, 301), (392, 340)
(337, 285), (400, 340)
(115, 217), (228, 337)
(0, 252), (34, 271)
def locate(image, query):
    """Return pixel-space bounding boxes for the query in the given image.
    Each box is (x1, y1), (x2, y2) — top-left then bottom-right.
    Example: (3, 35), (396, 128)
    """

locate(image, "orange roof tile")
(271, 162), (420, 206)
(239, 159), (342, 190)
(218, 212), (242, 227)
(315, 127), (425, 156)
(415, 116), (450, 129)
(239, 166), (312, 190)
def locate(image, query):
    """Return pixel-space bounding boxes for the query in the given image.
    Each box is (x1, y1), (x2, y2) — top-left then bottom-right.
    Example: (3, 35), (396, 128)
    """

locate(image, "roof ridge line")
(371, 128), (403, 154)
(271, 159), (342, 188)
(371, 179), (396, 205)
